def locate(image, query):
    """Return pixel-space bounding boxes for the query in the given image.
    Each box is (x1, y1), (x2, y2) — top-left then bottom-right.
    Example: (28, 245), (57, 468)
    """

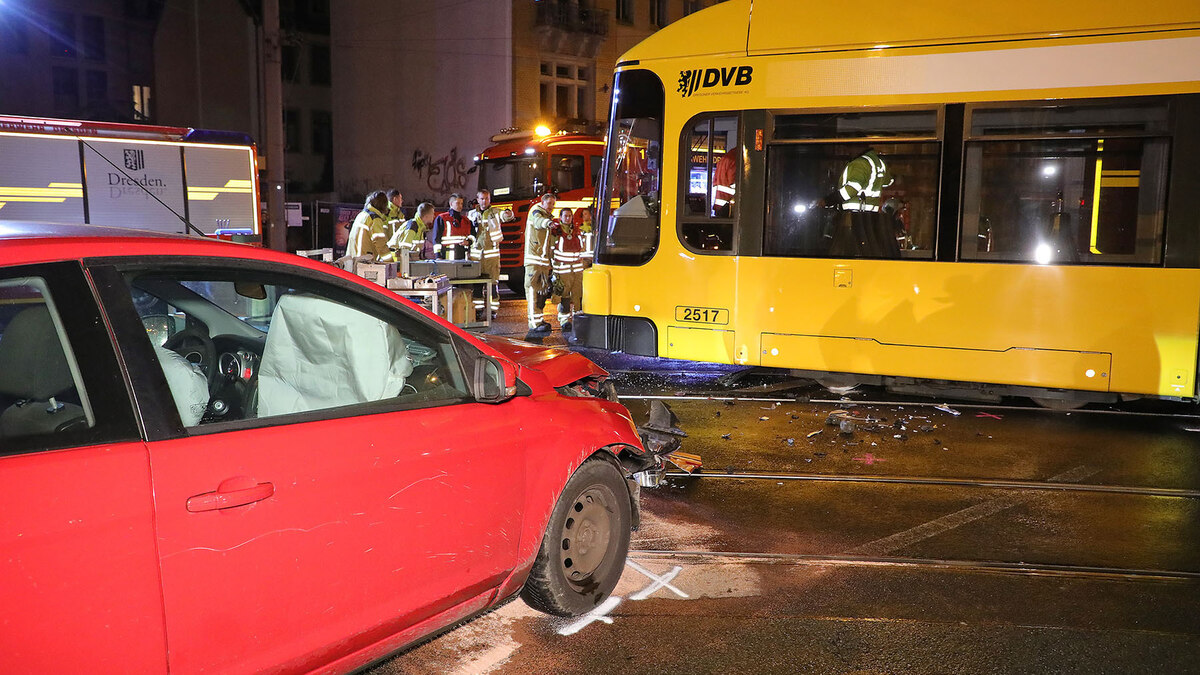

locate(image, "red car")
(0, 223), (649, 674)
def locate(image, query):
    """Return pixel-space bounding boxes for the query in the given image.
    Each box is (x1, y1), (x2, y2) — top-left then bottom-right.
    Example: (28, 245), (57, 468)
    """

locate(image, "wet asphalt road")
(367, 295), (1200, 674)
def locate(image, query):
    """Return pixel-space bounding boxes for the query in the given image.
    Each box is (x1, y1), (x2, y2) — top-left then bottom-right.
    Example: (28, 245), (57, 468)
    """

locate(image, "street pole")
(263, 0), (286, 250)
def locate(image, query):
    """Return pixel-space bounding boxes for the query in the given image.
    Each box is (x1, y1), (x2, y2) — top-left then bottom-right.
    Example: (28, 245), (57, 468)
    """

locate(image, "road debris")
(806, 429), (823, 438)
(976, 412), (1003, 420)
(721, 433), (732, 440)
(935, 404), (961, 416)
(759, 416), (770, 421)
(664, 450), (703, 473)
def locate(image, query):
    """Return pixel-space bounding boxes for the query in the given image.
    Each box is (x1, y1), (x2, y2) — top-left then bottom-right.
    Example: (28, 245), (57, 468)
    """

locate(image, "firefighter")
(385, 189), (404, 242)
(346, 191), (393, 261)
(468, 188), (513, 319)
(524, 188), (558, 333)
(435, 193), (473, 260)
(712, 146), (738, 217)
(823, 147), (900, 258)
(575, 207), (595, 267)
(390, 202), (436, 259)
(552, 207), (586, 331)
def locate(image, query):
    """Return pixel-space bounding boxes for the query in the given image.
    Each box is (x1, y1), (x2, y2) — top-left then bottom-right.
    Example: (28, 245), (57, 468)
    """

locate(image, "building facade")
(154, 0), (334, 198)
(332, 0), (725, 207)
(0, 0), (161, 122)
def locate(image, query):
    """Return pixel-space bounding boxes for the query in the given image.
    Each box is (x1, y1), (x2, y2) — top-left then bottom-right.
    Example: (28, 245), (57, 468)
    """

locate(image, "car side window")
(121, 267), (472, 429)
(0, 276), (96, 443)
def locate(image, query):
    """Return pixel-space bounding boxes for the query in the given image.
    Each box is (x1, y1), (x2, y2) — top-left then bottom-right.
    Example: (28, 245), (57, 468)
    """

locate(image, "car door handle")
(187, 479), (275, 512)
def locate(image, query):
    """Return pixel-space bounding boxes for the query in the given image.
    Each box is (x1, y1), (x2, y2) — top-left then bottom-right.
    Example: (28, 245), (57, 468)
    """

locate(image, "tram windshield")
(596, 69), (664, 266)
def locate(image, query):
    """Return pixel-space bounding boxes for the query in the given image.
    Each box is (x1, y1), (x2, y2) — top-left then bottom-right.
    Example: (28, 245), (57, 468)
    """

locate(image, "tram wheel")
(1030, 396), (1088, 410)
(816, 375), (860, 395)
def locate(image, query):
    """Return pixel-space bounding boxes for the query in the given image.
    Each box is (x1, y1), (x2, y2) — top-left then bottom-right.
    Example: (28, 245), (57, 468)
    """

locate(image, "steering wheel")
(163, 328), (219, 390)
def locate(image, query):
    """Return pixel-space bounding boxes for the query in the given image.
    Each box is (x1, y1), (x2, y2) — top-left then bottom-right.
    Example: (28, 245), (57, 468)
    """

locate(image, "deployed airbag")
(258, 294), (414, 416)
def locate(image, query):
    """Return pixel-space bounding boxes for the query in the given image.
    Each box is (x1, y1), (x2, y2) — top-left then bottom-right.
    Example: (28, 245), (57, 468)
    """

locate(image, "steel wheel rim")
(559, 485), (616, 590)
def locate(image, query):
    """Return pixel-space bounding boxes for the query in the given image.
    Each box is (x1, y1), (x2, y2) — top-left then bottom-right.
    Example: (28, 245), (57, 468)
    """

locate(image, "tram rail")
(657, 471), (1200, 499)
(627, 550), (1200, 582)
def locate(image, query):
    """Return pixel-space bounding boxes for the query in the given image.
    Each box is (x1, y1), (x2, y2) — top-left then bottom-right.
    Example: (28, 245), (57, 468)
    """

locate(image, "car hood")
(475, 334), (607, 386)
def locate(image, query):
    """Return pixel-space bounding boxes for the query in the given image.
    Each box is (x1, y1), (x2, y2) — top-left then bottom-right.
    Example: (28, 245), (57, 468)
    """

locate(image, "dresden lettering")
(107, 171), (168, 200)
(108, 172), (166, 188)
(677, 65), (752, 98)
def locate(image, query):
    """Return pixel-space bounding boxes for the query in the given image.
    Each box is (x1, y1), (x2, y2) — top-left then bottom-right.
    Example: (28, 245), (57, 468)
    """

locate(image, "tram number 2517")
(675, 306), (729, 325)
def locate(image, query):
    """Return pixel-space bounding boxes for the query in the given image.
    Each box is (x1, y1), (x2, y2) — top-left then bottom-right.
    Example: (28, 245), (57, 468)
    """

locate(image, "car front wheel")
(521, 457), (632, 617)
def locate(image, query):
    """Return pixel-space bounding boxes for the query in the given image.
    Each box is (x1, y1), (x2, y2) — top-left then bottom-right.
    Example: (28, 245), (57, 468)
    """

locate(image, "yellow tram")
(576, 0), (1200, 405)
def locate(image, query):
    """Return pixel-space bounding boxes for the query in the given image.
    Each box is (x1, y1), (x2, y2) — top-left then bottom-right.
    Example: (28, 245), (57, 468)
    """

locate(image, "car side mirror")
(473, 354), (518, 403)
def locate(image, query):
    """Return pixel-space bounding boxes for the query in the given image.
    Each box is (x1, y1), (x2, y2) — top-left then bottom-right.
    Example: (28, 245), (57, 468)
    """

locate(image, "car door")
(0, 262), (166, 673)
(91, 260), (527, 675)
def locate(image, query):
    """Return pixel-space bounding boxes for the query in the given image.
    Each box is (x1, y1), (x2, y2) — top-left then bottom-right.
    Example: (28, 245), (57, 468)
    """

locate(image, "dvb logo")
(677, 66), (753, 98)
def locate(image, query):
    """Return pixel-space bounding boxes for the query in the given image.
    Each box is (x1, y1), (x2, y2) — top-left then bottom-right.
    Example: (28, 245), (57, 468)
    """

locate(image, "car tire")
(521, 457), (631, 617)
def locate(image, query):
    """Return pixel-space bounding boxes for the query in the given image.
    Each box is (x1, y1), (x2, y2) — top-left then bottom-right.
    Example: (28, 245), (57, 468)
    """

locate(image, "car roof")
(0, 220), (304, 269)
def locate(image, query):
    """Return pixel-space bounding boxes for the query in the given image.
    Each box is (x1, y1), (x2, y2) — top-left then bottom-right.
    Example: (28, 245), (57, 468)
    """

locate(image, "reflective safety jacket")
(347, 206), (393, 261)
(389, 218), (428, 258)
(435, 209), (473, 258)
(574, 208), (594, 263)
(552, 221), (586, 275)
(468, 206), (506, 262)
(712, 150), (737, 214)
(837, 149), (893, 212)
(524, 204), (556, 267)
(386, 203), (405, 241)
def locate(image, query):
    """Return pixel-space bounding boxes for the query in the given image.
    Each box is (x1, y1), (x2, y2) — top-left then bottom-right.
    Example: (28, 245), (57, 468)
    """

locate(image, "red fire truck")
(474, 128), (605, 295)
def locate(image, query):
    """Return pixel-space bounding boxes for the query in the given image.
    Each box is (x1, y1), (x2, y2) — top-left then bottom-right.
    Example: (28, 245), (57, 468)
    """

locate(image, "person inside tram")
(711, 145), (738, 218)
(820, 147), (902, 258)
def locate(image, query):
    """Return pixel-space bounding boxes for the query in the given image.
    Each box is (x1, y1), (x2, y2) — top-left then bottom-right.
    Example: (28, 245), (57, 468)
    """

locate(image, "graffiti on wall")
(412, 147), (472, 196)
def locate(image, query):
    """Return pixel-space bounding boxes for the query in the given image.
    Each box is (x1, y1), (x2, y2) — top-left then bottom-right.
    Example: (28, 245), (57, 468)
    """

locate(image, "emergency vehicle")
(0, 115), (259, 240)
(474, 127), (604, 294)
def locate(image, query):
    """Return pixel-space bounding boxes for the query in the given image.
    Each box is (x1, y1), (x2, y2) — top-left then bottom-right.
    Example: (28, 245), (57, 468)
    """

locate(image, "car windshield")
(478, 155), (545, 201)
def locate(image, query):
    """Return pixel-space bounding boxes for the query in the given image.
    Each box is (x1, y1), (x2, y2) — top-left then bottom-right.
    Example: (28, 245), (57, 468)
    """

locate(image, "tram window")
(774, 110), (937, 140)
(679, 114), (738, 253)
(764, 142), (940, 259)
(596, 69), (665, 266)
(961, 99), (1170, 265)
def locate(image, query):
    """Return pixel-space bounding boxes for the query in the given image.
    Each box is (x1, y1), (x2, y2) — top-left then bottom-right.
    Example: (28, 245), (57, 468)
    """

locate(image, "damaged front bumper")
(556, 377), (701, 488)
(633, 400), (701, 487)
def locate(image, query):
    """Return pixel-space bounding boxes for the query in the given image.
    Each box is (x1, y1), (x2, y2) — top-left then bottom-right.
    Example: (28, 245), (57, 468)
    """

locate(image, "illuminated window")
(679, 115), (739, 253)
(132, 85), (152, 120)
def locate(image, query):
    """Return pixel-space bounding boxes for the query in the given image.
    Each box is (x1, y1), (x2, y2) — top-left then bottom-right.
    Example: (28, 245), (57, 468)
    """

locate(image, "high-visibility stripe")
(842, 202), (880, 212)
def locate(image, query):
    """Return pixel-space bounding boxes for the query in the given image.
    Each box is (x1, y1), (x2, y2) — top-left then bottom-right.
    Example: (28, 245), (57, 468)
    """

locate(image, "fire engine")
(474, 127), (604, 295)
